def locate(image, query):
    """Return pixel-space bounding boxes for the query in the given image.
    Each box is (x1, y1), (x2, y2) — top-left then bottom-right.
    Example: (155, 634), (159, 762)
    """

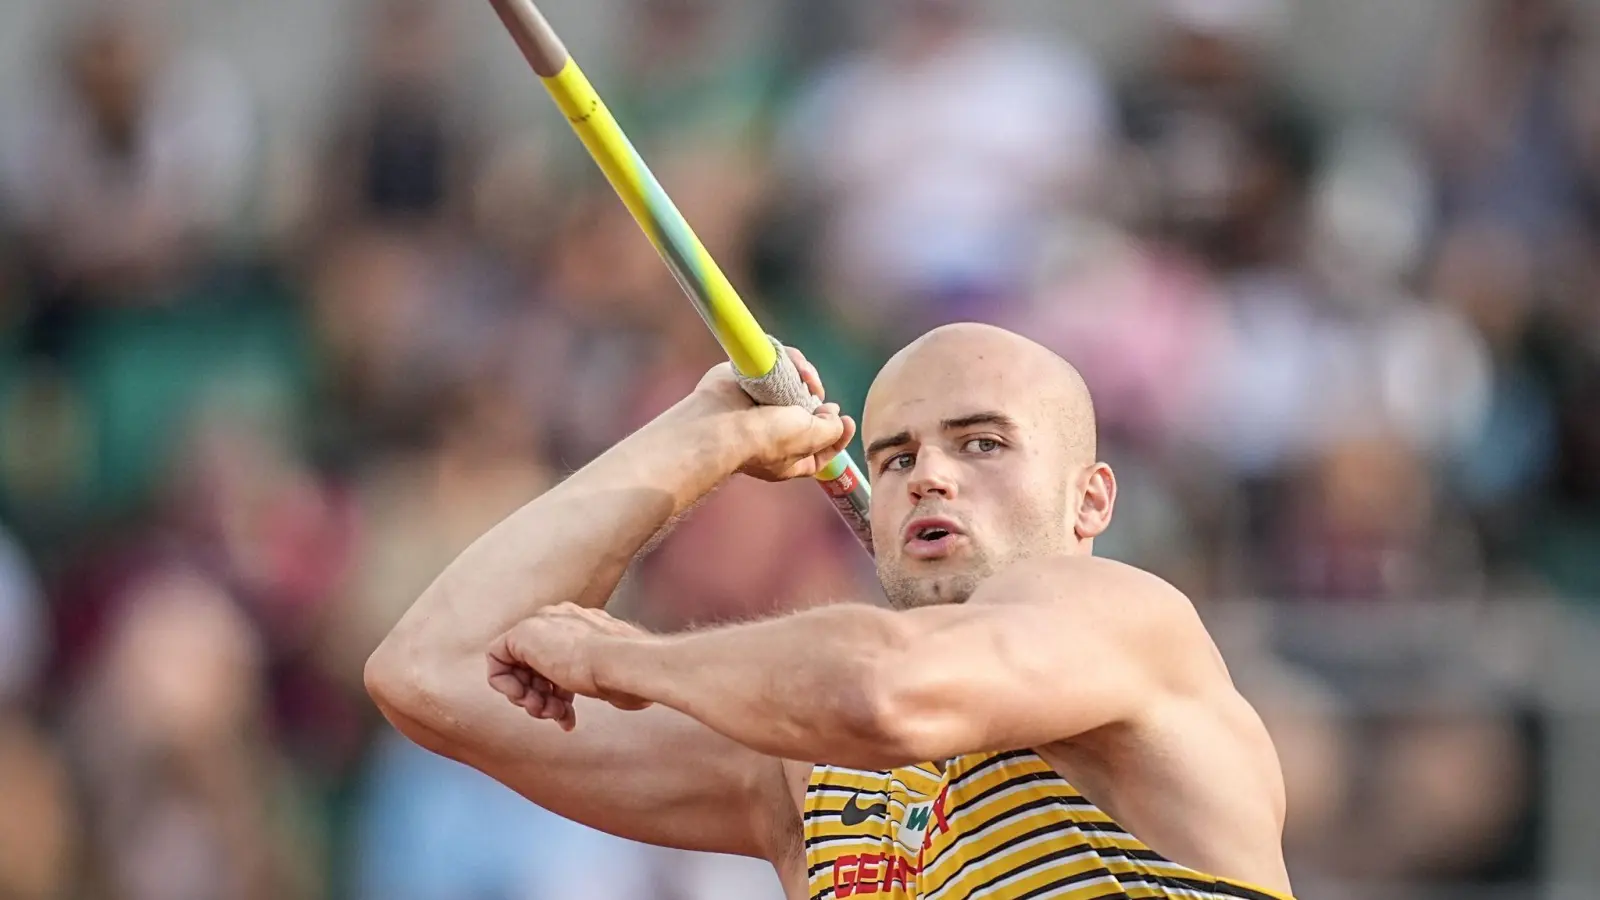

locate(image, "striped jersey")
(802, 749), (1293, 900)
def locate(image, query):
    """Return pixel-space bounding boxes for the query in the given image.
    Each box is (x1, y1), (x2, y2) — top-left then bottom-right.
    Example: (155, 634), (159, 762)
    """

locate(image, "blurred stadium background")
(1, 0), (1599, 898)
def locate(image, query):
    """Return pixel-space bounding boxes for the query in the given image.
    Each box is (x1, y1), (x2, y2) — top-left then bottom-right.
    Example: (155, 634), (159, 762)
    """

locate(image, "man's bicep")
(390, 668), (792, 861)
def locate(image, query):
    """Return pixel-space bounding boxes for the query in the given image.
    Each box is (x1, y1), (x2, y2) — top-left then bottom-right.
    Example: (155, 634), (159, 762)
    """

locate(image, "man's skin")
(366, 323), (1294, 898)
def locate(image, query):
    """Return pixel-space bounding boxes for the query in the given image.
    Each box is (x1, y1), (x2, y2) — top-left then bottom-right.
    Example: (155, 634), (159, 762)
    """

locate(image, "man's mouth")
(902, 517), (965, 559)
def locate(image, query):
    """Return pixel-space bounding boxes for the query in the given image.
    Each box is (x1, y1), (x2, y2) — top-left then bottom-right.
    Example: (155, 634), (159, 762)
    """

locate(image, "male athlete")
(367, 323), (1295, 899)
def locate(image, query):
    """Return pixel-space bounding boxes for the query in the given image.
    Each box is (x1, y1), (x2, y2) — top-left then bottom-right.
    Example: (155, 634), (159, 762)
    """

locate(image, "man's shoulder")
(977, 555), (1224, 692)
(976, 555), (1195, 615)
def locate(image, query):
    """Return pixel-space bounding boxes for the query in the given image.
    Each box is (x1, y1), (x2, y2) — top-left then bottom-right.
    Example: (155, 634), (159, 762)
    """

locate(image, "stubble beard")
(878, 560), (993, 610)
(877, 487), (1078, 611)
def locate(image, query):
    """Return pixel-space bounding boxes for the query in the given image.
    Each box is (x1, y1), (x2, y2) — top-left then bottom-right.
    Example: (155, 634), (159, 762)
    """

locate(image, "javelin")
(485, 0), (875, 555)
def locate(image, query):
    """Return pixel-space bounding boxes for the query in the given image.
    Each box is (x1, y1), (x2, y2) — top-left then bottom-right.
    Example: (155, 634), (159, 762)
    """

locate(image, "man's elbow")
(363, 637), (408, 712)
(364, 635), (454, 749)
(364, 638), (417, 722)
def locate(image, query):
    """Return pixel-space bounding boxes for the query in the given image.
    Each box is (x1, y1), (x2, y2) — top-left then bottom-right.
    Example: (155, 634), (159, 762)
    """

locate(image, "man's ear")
(1074, 463), (1116, 540)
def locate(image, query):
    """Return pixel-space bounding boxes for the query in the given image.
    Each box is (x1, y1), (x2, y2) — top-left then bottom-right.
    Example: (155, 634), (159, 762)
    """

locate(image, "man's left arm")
(586, 556), (1227, 769)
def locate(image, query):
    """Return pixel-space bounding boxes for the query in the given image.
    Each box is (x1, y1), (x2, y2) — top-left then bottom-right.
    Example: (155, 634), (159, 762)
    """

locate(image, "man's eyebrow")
(865, 413), (1019, 458)
(941, 411), (1020, 432)
(865, 431), (912, 458)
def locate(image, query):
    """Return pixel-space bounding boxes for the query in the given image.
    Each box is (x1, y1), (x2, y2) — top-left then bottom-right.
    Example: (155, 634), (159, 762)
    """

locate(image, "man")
(366, 323), (1295, 899)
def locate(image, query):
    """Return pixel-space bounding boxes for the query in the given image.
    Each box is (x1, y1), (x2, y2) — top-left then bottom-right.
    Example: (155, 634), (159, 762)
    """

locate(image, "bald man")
(366, 323), (1295, 900)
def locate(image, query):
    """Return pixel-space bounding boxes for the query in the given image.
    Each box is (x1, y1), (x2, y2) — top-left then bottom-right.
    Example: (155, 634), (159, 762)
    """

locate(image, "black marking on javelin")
(567, 98), (599, 124)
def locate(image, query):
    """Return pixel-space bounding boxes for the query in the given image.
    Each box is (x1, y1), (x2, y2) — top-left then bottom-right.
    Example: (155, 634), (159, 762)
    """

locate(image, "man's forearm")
(594, 603), (928, 768)
(378, 397), (750, 664)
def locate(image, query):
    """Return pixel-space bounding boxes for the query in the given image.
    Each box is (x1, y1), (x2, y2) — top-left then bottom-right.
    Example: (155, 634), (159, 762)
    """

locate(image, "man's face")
(863, 379), (1076, 610)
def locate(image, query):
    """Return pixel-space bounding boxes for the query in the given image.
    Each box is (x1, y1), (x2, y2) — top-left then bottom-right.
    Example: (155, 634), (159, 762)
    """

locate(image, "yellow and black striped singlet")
(803, 749), (1294, 900)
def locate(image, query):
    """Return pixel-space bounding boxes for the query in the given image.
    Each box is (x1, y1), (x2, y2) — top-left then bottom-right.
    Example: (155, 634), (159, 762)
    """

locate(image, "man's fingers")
(525, 691), (571, 726)
(800, 363), (823, 402)
(494, 666), (579, 729)
(786, 345), (811, 376)
(527, 685), (553, 717)
(786, 345), (825, 402)
(816, 407), (847, 450)
(837, 415), (857, 453)
(489, 669), (528, 701)
(819, 415), (857, 465)
(488, 653), (531, 700)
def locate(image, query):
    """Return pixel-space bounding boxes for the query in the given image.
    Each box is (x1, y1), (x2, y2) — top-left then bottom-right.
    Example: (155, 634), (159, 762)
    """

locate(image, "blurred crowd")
(0, 0), (1597, 897)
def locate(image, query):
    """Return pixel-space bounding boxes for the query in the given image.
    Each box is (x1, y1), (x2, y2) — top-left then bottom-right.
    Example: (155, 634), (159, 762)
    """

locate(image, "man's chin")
(881, 570), (983, 610)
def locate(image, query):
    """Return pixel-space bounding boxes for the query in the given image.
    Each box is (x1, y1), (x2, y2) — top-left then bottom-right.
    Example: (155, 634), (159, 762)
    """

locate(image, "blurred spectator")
(1357, 708), (1533, 882)
(1116, 0), (1316, 272)
(1427, 223), (1558, 512)
(314, 0), (481, 237)
(1008, 224), (1231, 454)
(996, 225), (1234, 595)
(1112, 0), (1326, 484)
(775, 0), (1112, 344)
(0, 712), (77, 900)
(1303, 127), (1492, 464)
(154, 398), (369, 774)
(0, 0), (257, 351)
(301, 0), (503, 455)
(0, 521), (46, 706)
(1265, 434), (1485, 602)
(609, 0), (779, 153)
(1407, 0), (1600, 596)
(1417, 0), (1598, 244)
(156, 399), (355, 652)
(0, 521), (76, 900)
(629, 473), (875, 630)
(324, 370), (552, 691)
(306, 225), (518, 454)
(1522, 358), (1600, 600)
(63, 562), (323, 900)
(0, 0), (289, 542)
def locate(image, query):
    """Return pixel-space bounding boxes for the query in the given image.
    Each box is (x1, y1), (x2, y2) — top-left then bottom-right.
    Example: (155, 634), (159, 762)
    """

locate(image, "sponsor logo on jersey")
(832, 853), (917, 896)
(841, 792), (889, 826)
(832, 784), (951, 894)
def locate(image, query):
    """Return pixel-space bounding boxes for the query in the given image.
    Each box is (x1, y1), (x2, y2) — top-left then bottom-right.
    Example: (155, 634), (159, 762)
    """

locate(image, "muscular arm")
(591, 556), (1223, 769)
(364, 392), (795, 858)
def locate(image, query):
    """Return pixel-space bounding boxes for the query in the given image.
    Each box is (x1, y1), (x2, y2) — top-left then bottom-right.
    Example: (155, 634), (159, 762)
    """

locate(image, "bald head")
(866, 323), (1097, 465)
(860, 323), (1109, 609)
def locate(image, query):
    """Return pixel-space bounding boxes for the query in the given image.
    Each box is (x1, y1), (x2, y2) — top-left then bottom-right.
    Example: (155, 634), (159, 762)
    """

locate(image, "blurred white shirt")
(779, 26), (1111, 318)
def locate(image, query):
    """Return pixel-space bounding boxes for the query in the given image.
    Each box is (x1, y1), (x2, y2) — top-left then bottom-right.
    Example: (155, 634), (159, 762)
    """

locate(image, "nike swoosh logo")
(840, 792), (889, 826)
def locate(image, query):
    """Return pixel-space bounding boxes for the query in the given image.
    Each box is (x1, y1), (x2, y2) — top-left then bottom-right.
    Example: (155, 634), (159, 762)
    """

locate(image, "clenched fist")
(488, 604), (654, 731)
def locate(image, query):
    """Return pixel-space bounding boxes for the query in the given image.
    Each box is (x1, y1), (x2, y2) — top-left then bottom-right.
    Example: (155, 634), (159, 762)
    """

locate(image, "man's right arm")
(363, 377), (835, 860)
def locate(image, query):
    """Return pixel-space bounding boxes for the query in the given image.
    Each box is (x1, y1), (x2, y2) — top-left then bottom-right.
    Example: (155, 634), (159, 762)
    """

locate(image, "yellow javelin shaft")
(544, 61), (774, 377)
(486, 0), (876, 554)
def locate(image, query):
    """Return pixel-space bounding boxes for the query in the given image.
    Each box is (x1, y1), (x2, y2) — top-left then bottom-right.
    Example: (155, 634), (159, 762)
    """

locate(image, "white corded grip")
(735, 336), (820, 411)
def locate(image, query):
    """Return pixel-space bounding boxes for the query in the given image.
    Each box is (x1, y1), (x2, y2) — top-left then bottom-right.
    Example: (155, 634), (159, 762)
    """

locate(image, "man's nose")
(908, 449), (958, 502)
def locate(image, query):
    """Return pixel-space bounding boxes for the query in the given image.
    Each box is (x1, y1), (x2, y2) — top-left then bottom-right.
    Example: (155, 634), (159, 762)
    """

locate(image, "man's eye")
(883, 452), (915, 473)
(965, 438), (1000, 453)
